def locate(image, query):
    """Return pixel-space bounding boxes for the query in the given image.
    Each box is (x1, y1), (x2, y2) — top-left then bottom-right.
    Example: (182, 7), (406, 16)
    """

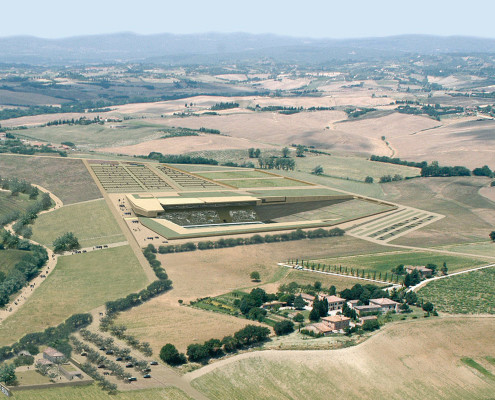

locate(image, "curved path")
(0, 186), (62, 323)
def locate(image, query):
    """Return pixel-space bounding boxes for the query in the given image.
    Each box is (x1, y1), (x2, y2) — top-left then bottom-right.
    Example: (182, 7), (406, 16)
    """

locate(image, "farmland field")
(0, 155), (102, 204)
(189, 316), (495, 400)
(418, 268), (495, 314)
(0, 245), (148, 346)
(31, 199), (126, 248)
(10, 385), (193, 400)
(293, 154), (421, 182)
(0, 191), (37, 217)
(312, 251), (487, 274)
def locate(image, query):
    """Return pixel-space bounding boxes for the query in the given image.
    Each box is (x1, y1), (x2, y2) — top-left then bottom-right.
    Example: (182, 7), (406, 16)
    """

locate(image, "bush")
(160, 344), (186, 366)
(362, 319), (380, 331)
(273, 320), (295, 336)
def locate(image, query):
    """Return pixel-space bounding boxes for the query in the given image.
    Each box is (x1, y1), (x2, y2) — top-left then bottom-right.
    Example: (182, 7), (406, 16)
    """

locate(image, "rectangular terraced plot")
(125, 165), (172, 191)
(91, 165), (144, 192)
(156, 165), (222, 190)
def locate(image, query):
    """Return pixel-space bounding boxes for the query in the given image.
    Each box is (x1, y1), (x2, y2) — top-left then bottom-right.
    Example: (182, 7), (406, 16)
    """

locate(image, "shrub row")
(160, 325), (271, 366)
(157, 228), (345, 254)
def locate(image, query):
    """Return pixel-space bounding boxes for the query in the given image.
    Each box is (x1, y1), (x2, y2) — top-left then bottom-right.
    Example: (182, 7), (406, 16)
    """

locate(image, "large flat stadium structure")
(88, 161), (399, 241)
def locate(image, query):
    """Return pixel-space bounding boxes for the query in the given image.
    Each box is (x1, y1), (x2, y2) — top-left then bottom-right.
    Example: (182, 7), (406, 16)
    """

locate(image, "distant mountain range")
(1, 33), (495, 65)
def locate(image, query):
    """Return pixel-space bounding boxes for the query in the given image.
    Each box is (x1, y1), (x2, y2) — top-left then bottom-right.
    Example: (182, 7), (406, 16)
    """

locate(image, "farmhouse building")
(322, 295), (345, 311)
(43, 347), (65, 363)
(358, 315), (378, 326)
(321, 315), (350, 331)
(300, 293), (315, 306)
(369, 298), (399, 313)
(354, 304), (382, 316)
(405, 265), (433, 278)
(347, 299), (360, 309)
(305, 323), (333, 336)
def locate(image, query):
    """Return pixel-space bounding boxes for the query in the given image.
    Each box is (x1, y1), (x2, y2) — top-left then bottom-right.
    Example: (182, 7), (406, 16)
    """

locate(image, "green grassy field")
(0, 249), (31, 274)
(0, 155), (102, 204)
(10, 385), (192, 400)
(295, 154), (421, 182)
(14, 120), (163, 148)
(16, 370), (52, 385)
(418, 267), (495, 314)
(312, 251), (486, 274)
(31, 199), (125, 248)
(0, 245), (148, 346)
(438, 242), (495, 258)
(0, 191), (37, 218)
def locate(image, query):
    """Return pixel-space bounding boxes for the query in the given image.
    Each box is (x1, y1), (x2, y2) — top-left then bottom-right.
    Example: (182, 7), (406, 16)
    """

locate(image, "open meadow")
(0, 245), (148, 346)
(31, 199), (126, 248)
(418, 268), (495, 314)
(189, 316), (495, 400)
(0, 155), (101, 204)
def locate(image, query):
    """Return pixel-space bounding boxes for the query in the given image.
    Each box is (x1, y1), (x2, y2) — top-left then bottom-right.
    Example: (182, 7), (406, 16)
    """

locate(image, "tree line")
(104, 245), (172, 316)
(156, 228), (345, 254)
(371, 155), (492, 178)
(160, 325), (270, 366)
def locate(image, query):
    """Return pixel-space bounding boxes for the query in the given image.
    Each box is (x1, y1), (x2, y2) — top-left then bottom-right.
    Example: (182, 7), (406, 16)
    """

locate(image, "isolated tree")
(312, 165), (324, 175)
(159, 344), (185, 366)
(293, 313), (304, 323)
(273, 320), (295, 336)
(250, 271), (260, 282)
(328, 285), (336, 296)
(248, 148), (255, 158)
(364, 176), (374, 184)
(296, 145), (305, 157)
(0, 363), (16, 385)
(293, 295), (306, 310)
(282, 147), (290, 158)
(314, 281), (322, 290)
(309, 307), (320, 322)
(490, 231), (495, 242)
(422, 302), (434, 315)
(254, 148), (261, 158)
(441, 262), (448, 275)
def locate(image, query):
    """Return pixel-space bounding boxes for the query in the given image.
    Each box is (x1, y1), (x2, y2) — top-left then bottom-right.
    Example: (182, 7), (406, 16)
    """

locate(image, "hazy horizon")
(3, 0), (495, 39)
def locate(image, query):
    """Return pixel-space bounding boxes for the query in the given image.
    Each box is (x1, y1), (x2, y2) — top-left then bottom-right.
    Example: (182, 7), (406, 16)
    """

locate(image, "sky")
(2, 0), (495, 39)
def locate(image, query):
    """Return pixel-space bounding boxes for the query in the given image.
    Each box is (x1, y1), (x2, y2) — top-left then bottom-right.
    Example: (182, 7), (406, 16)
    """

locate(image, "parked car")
(143, 374), (151, 378)
(115, 357), (123, 361)
(150, 361), (158, 365)
(126, 363), (133, 368)
(127, 377), (137, 382)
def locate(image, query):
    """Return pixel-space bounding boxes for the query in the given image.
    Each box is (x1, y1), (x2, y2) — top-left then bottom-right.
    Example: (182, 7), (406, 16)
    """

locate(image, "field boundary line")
(277, 263), (401, 290)
(408, 263), (495, 292)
